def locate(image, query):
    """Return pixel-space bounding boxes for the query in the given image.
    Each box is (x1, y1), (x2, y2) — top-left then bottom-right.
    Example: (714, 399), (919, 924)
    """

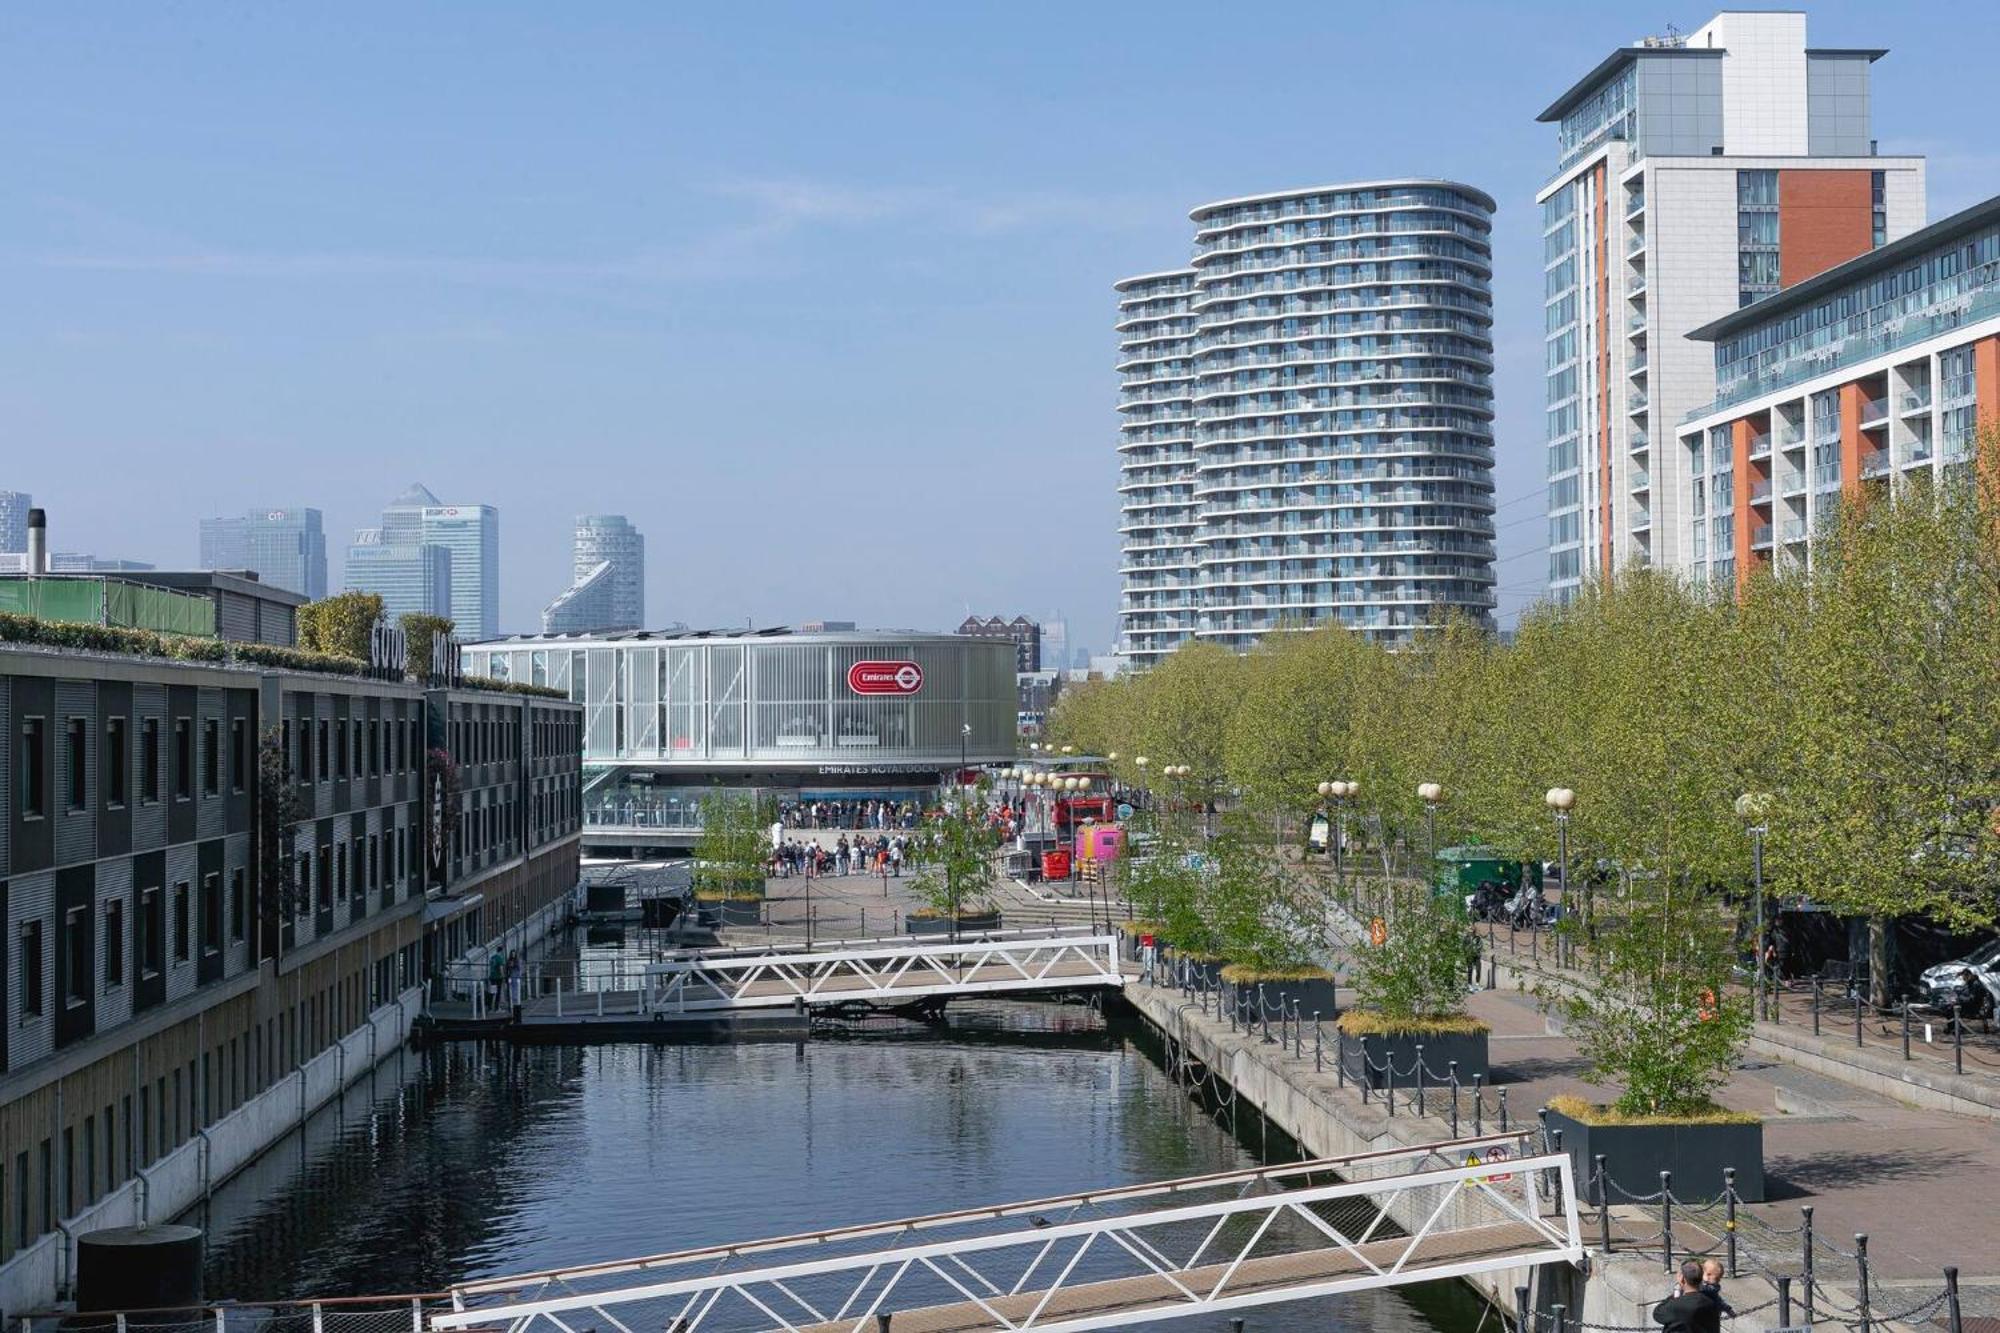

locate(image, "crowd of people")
(770, 833), (915, 880)
(777, 798), (922, 831)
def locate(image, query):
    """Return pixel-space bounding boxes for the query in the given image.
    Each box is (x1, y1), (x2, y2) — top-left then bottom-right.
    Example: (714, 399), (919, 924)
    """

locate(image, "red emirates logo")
(847, 661), (924, 695)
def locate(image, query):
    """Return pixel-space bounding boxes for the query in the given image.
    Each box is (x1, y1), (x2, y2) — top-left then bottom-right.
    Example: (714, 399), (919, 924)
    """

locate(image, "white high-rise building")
(1536, 11), (1925, 598)
(366, 483), (500, 637)
(544, 515), (644, 633)
(1119, 180), (1499, 663)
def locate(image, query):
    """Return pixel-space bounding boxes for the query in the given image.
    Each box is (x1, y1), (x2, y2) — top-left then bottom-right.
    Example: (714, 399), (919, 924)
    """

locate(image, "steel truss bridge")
(639, 933), (1124, 1015)
(434, 1131), (1582, 1333)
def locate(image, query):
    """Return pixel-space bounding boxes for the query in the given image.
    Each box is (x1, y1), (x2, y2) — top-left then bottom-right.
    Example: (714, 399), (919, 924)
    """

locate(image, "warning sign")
(1370, 917), (1388, 948)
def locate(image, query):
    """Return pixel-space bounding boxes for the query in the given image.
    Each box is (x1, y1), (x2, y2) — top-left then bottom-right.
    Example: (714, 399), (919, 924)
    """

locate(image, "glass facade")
(1116, 272), (1199, 666)
(1120, 181), (1496, 652)
(1543, 183), (1586, 597)
(197, 507), (328, 599)
(464, 630), (1019, 833)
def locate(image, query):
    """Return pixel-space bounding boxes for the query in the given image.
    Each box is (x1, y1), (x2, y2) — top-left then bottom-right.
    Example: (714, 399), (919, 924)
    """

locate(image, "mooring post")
(1801, 1205), (1815, 1321)
(1594, 1155), (1610, 1253)
(1855, 1233), (1872, 1332)
(1944, 1266), (1963, 1333)
(1660, 1170), (1674, 1270)
(1724, 1167), (1738, 1276)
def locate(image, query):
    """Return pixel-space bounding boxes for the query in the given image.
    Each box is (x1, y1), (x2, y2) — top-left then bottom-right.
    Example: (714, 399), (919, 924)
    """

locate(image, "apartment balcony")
(1908, 440), (1935, 466)
(1750, 477), (1773, 503)
(1752, 523), (1774, 551)
(1630, 469), (1650, 492)
(1783, 518), (1808, 543)
(1626, 192), (1646, 219)
(1748, 431), (1772, 461)
(1626, 274), (1648, 298)
(1629, 430), (1649, 453)
(1627, 392), (1649, 416)
(1858, 395), (1890, 430)
(1901, 388), (1933, 416)
(1627, 312), (1648, 335)
(1781, 473), (1808, 499)
(1628, 350), (1649, 375)
(1778, 423), (1806, 450)
(1626, 233), (1647, 259)
(1861, 451), (1892, 479)
(1629, 508), (1652, 533)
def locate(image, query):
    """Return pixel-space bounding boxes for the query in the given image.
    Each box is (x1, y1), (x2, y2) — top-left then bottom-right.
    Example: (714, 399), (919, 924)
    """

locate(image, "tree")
(694, 791), (769, 900)
(400, 613), (456, 682)
(909, 784), (1001, 932)
(297, 591), (383, 660)
(1348, 888), (1472, 1024)
(1224, 627), (1373, 817)
(1203, 809), (1316, 972)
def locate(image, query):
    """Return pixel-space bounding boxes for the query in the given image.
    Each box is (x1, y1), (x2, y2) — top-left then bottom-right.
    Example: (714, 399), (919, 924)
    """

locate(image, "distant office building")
(542, 515), (644, 633)
(1118, 179), (1499, 660)
(0, 490), (29, 554)
(198, 506), (328, 599)
(0, 552), (155, 574)
(1677, 195), (2000, 590)
(374, 483), (500, 638)
(957, 615), (1041, 672)
(1537, 11), (1924, 600)
(797, 620), (858, 633)
(345, 527), (452, 623)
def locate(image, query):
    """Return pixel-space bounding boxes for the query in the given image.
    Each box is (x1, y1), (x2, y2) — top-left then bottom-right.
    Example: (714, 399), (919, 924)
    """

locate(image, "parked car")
(1916, 938), (2000, 1019)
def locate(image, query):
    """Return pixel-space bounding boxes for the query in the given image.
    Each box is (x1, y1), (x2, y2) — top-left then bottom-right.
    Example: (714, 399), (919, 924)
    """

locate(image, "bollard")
(1230, 1322), (1244, 1333)
(1514, 1283), (1531, 1333)
(1855, 989), (1863, 1047)
(1724, 1167), (1738, 1277)
(1261, 995), (1272, 1044)
(1594, 1155), (1611, 1253)
(1550, 1128), (1564, 1216)
(1801, 1205), (1816, 1321)
(1953, 1003), (1964, 1075)
(1944, 1266), (1963, 1333)
(1472, 1073), (1484, 1134)
(1855, 1233), (1872, 1332)
(876, 1315), (891, 1333)
(1314, 1013), (1323, 1073)
(1549, 1303), (1565, 1333)
(1498, 1087), (1509, 1132)
(1812, 978), (1822, 1035)
(1293, 1001), (1303, 1059)
(1415, 1045), (1427, 1117)
(1448, 1061), (1460, 1137)
(1660, 1170), (1674, 1271)
(1902, 1003), (1911, 1060)
(1386, 1058), (1396, 1116)
(1776, 1275), (1792, 1327)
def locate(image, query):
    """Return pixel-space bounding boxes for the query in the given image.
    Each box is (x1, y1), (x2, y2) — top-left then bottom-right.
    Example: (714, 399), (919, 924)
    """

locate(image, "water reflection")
(196, 1002), (1486, 1332)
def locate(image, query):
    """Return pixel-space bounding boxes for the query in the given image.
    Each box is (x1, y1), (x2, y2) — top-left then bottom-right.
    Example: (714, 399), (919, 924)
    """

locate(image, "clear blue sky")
(4, 3), (1996, 650)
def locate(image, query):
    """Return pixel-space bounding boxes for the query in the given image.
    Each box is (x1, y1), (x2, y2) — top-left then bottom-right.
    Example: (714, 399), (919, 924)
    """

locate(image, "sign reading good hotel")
(846, 660), (924, 696)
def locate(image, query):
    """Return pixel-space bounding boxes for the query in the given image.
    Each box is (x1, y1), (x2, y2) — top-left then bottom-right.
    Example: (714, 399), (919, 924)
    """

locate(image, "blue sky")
(4, 3), (1996, 651)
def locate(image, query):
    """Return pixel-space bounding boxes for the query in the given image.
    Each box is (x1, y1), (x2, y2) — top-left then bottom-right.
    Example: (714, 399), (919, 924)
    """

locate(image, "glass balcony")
(1750, 477), (1773, 502)
(1748, 431), (1772, 460)
(1629, 508), (1652, 532)
(1901, 388), (1933, 415)
(1628, 350), (1648, 374)
(1778, 423), (1806, 449)
(1861, 451), (1891, 479)
(1630, 469), (1650, 491)
(1752, 523), (1774, 550)
(1858, 395), (1890, 428)
(1627, 393), (1648, 415)
(1783, 518), (1808, 543)
(1629, 430), (1649, 453)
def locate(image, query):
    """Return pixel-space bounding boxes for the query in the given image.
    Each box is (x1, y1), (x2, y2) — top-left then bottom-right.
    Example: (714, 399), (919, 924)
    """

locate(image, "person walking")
(1652, 1261), (1722, 1332)
(1699, 1259), (1736, 1319)
(505, 951), (524, 1025)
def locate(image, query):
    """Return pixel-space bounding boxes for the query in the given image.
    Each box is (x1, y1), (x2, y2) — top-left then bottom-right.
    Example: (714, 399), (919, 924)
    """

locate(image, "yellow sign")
(1370, 917), (1388, 948)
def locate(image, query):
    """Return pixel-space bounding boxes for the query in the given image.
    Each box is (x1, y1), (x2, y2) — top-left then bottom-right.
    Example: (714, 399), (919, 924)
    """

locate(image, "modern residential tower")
(1537, 11), (1925, 600)
(1118, 180), (1498, 662)
(543, 514), (644, 633)
(198, 506), (329, 598)
(0, 491), (29, 554)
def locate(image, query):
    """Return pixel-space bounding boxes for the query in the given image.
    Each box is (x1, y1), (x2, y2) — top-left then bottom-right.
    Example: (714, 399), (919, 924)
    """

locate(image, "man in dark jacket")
(1653, 1260), (1723, 1332)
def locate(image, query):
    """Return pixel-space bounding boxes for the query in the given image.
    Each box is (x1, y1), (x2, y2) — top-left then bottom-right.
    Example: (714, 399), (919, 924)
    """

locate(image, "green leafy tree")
(297, 591), (383, 660)
(400, 613), (456, 682)
(910, 785), (1000, 931)
(694, 791), (770, 901)
(1204, 809), (1316, 972)
(1348, 888), (1472, 1024)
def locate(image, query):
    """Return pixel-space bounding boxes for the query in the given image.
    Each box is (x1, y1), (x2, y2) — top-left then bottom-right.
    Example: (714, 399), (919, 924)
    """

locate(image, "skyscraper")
(1118, 180), (1498, 661)
(368, 483), (500, 637)
(344, 527), (452, 622)
(198, 506), (328, 598)
(1536, 11), (1925, 600)
(0, 491), (29, 554)
(543, 515), (644, 633)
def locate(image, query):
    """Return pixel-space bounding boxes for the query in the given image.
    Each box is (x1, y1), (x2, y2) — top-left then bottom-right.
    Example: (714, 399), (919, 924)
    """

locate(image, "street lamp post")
(1737, 792), (1772, 1020)
(1545, 788), (1576, 967)
(1417, 782), (1443, 888)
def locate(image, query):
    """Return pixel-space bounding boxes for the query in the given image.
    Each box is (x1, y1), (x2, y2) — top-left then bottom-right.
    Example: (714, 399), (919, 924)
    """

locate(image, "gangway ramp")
(435, 1132), (1582, 1333)
(642, 933), (1123, 1014)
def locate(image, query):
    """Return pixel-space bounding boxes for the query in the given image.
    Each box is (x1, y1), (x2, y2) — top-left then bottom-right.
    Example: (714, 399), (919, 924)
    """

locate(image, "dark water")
(193, 1000), (1487, 1332)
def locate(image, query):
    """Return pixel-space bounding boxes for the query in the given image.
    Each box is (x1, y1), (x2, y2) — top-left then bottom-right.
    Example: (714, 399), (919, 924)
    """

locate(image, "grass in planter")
(1220, 962), (1335, 984)
(1546, 1093), (1759, 1127)
(1116, 919), (1164, 938)
(694, 889), (765, 903)
(1337, 1010), (1490, 1037)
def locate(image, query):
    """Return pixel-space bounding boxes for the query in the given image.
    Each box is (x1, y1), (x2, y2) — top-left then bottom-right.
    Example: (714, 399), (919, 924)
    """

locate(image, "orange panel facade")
(1731, 418), (1754, 595)
(1838, 381), (1866, 500)
(1777, 170), (1874, 288)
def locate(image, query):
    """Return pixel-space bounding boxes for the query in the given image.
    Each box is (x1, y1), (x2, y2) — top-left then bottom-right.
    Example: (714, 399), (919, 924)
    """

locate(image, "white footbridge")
(433, 1132), (1582, 1332)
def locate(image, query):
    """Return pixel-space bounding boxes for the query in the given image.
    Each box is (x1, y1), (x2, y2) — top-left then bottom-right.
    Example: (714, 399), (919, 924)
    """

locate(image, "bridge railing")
(434, 1135), (1580, 1333)
(642, 933), (1125, 1013)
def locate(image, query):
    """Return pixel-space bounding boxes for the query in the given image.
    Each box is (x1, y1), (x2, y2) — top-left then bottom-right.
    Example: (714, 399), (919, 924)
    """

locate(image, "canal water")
(193, 999), (1487, 1333)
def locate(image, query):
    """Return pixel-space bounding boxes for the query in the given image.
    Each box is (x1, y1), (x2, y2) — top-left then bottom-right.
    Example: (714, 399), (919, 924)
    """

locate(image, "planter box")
(1232, 976), (1340, 1023)
(1545, 1107), (1765, 1204)
(906, 910), (1003, 937)
(1167, 954), (1227, 992)
(1349, 1028), (1490, 1091)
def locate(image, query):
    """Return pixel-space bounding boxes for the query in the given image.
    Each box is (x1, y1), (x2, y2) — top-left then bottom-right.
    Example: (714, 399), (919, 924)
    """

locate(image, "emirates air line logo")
(846, 660), (924, 695)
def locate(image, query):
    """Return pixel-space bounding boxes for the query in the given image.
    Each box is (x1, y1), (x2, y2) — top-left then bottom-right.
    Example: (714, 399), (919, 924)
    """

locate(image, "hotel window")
(141, 718), (159, 802)
(66, 718), (88, 811)
(19, 920), (44, 1018)
(139, 888), (162, 977)
(106, 717), (127, 807)
(1871, 171), (1887, 248)
(103, 899), (124, 988)
(173, 883), (190, 962)
(19, 717), (47, 819)
(64, 907), (89, 1005)
(1737, 170), (1780, 307)
(201, 874), (221, 956)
